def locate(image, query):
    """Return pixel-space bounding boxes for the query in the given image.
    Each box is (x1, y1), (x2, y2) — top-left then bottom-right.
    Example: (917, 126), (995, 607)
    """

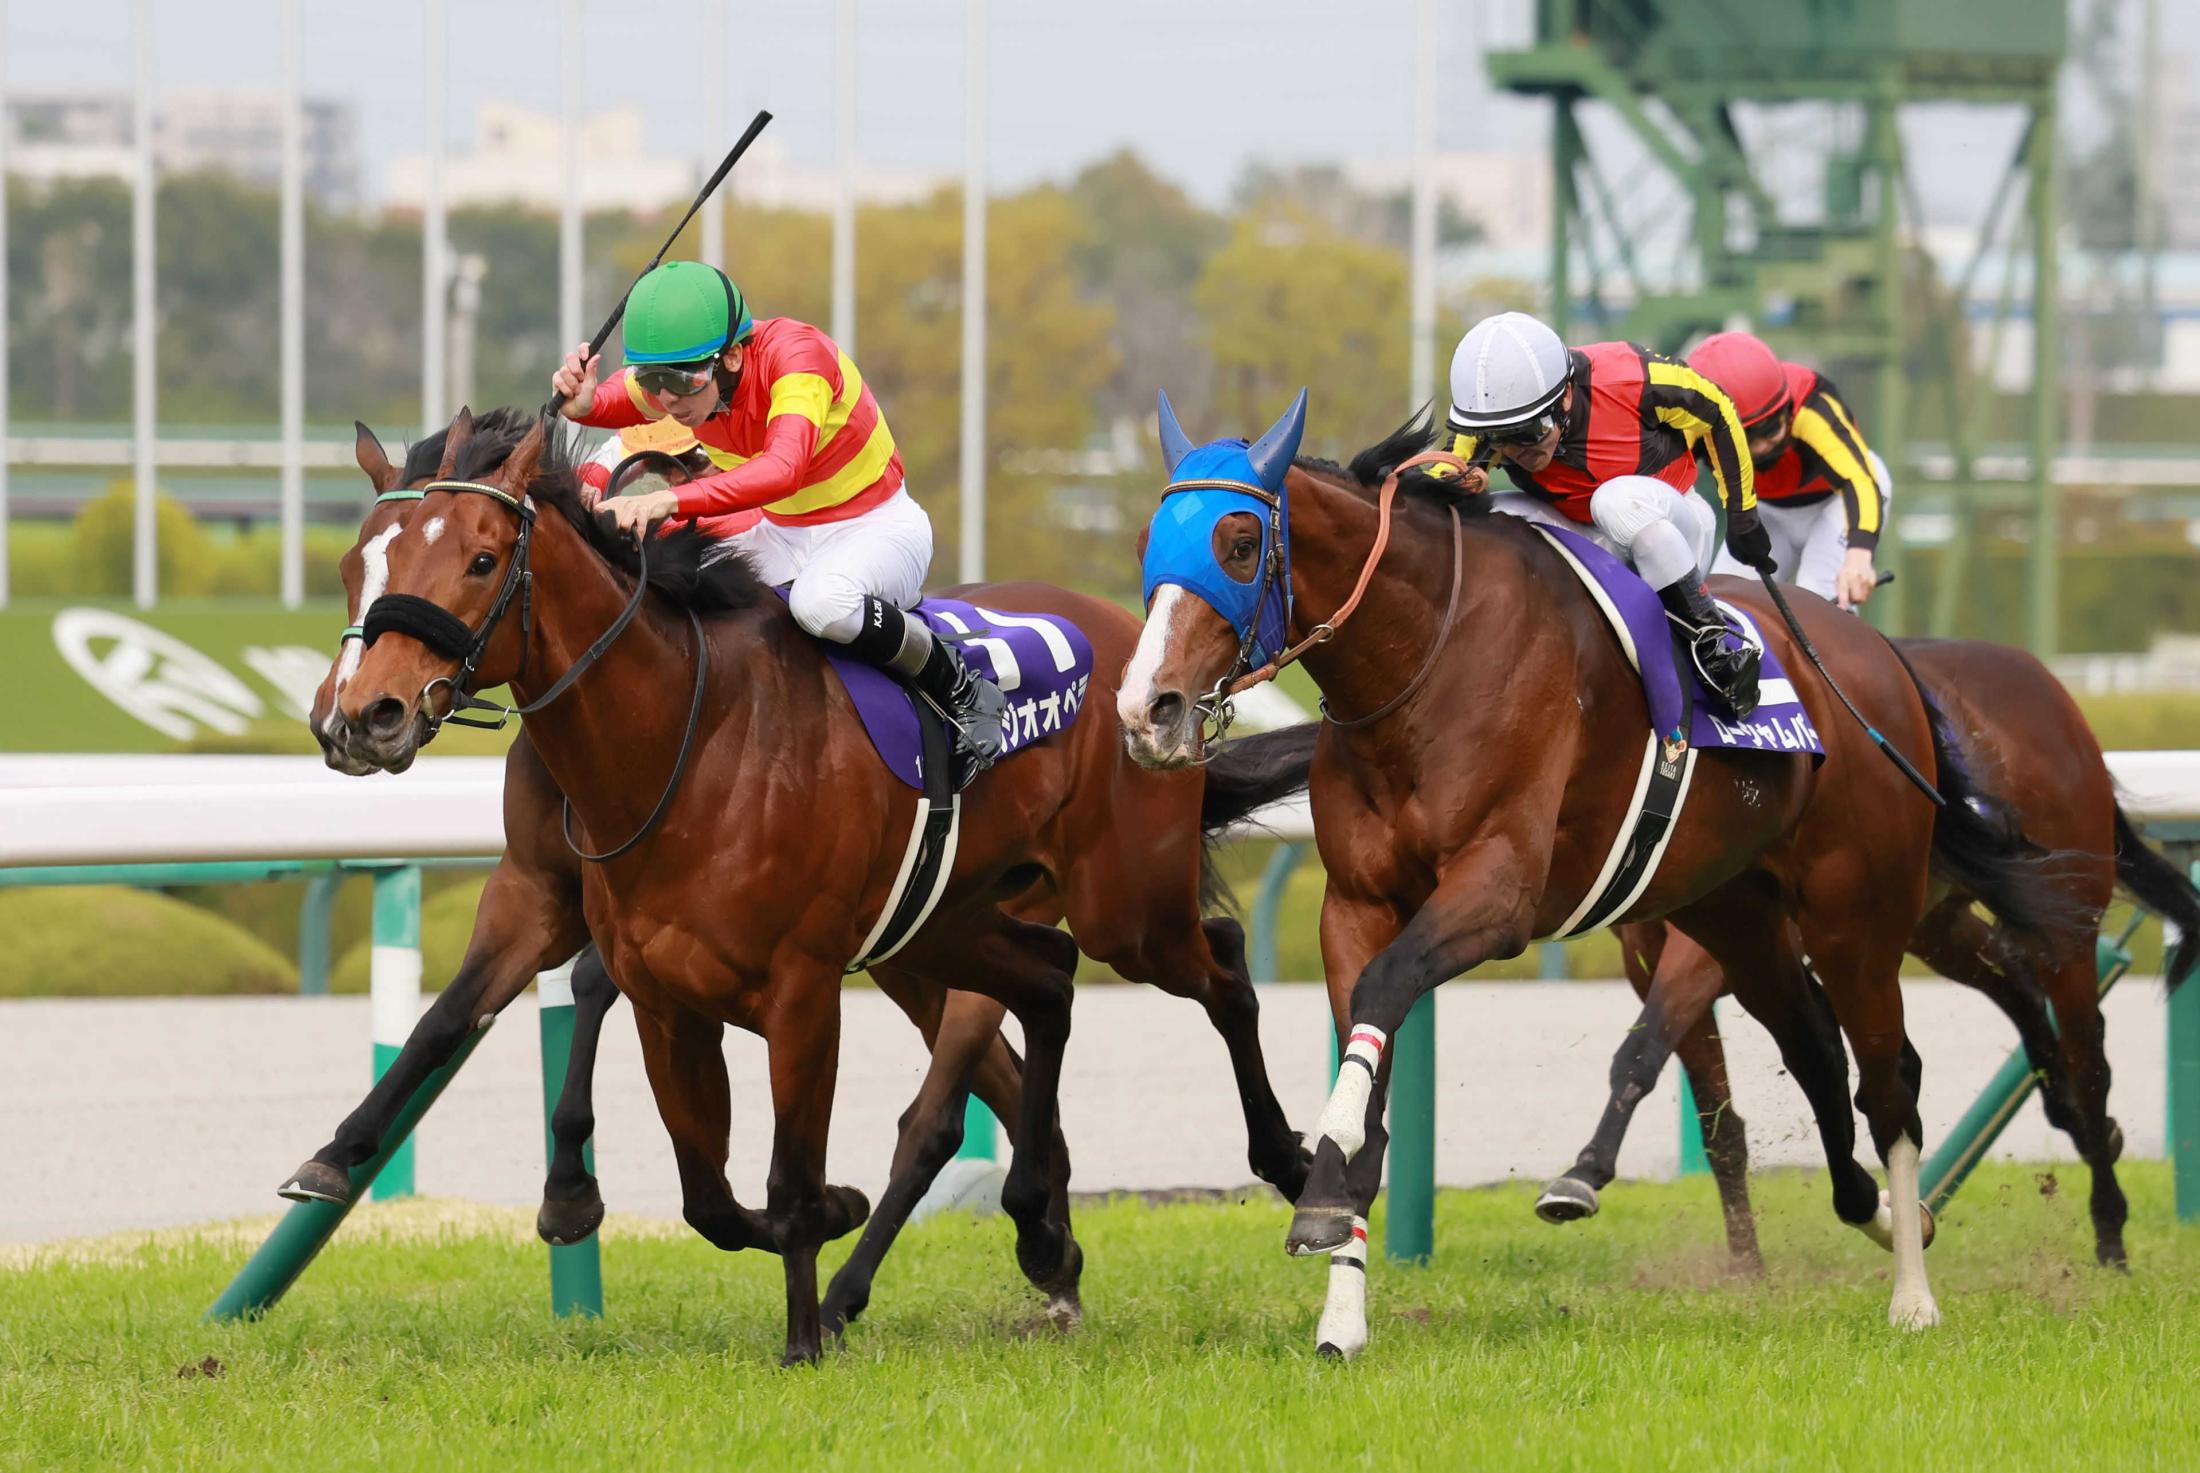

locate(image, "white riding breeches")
(1709, 449), (1893, 600)
(1712, 496), (1845, 596)
(1488, 475), (1717, 590)
(713, 489), (935, 642)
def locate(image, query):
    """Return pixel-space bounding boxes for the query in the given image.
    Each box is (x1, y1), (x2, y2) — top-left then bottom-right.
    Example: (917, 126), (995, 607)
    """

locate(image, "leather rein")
(358, 451), (708, 863)
(1193, 449), (1469, 740)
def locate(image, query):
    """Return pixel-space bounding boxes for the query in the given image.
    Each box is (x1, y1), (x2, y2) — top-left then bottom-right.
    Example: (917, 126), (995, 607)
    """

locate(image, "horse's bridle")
(358, 450), (710, 862)
(1151, 476), (1292, 754)
(1196, 449), (1470, 737)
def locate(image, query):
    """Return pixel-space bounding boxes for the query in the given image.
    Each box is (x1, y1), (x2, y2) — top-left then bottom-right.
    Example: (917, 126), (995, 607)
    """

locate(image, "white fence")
(8, 750), (2200, 867)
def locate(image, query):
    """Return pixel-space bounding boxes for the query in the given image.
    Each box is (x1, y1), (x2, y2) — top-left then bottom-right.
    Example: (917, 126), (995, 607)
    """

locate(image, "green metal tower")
(1488, 0), (2068, 650)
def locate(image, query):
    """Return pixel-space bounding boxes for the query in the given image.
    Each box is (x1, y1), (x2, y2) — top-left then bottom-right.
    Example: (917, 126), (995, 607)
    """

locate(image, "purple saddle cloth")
(1534, 524), (1825, 759)
(806, 593), (1097, 790)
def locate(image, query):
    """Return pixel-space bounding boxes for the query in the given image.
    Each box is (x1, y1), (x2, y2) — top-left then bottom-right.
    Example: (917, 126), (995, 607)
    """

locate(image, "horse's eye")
(469, 552), (497, 576)
(1234, 536), (1258, 560)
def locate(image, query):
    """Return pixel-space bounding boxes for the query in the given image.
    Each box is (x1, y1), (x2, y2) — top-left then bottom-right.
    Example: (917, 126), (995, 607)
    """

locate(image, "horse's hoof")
(1535, 1176), (1600, 1224)
(820, 1288), (868, 1339)
(1315, 1340), (1357, 1361)
(537, 1188), (606, 1247)
(826, 1185), (871, 1240)
(1045, 1293), (1083, 1333)
(2105, 1119), (2125, 1164)
(1285, 1202), (1356, 1257)
(277, 1160), (351, 1206)
(1861, 1191), (1935, 1251)
(1888, 1293), (1942, 1332)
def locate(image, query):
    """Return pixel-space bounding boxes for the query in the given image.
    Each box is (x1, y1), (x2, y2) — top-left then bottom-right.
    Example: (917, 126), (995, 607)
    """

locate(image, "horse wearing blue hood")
(1121, 393), (2005, 1359)
(1139, 389), (1306, 742)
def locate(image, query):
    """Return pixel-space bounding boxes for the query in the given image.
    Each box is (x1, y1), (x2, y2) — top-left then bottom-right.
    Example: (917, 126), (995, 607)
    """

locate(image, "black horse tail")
(1889, 649), (2096, 950)
(1196, 723), (1320, 913)
(2112, 804), (2200, 993)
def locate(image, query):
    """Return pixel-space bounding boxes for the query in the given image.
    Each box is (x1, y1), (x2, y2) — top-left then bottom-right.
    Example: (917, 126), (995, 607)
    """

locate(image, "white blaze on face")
(326, 522), (403, 730)
(1117, 584), (1193, 741)
(421, 515), (446, 545)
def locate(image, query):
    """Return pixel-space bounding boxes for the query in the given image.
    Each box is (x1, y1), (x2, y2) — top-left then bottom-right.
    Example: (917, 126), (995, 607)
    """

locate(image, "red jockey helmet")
(1688, 331), (1791, 428)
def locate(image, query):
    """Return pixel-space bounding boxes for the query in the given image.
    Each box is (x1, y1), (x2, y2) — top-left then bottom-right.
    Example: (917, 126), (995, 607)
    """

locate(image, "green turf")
(2, 1164), (2193, 1471)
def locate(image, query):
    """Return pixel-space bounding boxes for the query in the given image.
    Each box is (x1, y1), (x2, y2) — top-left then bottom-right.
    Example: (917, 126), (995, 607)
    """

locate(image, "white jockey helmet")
(1447, 312), (1571, 433)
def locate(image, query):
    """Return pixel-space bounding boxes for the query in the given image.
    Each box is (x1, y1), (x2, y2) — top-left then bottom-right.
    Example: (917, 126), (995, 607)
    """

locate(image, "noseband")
(357, 452), (710, 862)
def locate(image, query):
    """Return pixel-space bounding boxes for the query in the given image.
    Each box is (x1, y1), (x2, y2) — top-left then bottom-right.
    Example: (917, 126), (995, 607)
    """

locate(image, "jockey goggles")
(1476, 407), (1562, 447)
(631, 359), (719, 399)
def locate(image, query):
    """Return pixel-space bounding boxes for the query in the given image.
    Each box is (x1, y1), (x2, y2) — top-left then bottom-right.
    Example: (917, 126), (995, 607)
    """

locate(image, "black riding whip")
(1755, 568), (1944, 808)
(543, 108), (775, 421)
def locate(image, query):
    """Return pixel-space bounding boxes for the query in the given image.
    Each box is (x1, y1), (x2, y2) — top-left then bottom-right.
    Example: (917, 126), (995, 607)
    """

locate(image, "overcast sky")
(7, 0), (2194, 226)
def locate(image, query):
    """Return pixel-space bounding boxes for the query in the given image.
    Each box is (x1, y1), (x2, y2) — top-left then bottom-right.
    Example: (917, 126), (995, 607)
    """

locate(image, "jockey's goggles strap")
(1224, 448), (1470, 698)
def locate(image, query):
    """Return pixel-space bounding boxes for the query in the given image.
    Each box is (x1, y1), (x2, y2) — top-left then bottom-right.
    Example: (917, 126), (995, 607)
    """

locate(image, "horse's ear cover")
(1140, 392), (1301, 665)
(1244, 387), (1307, 493)
(1156, 389), (1195, 476)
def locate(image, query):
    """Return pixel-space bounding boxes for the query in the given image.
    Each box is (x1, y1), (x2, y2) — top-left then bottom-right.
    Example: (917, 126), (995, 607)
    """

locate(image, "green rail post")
(1385, 992), (1436, 1264)
(1250, 842), (1307, 983)
(1920, 928), (2135, 1212)
(1677, 1001), (1721, 1175)
(536, 962), (604, 1317)
(2175, 864), (2200, 1223)
(297, 869), (345, 997)
(957, 1095), (997, 1162)
(204, 1024), (491, 1321)
(369, 866), (423, 1201)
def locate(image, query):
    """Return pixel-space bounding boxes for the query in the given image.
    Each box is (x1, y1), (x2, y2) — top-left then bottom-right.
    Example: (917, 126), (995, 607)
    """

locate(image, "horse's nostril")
(362, 696), (409, 741)
(1146, 690), (1185, 732)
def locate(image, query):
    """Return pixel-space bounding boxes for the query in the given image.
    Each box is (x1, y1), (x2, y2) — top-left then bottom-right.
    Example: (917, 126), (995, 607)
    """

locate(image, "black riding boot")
(849, 596), (1010, 779)
(1660, 579), (1760, 720)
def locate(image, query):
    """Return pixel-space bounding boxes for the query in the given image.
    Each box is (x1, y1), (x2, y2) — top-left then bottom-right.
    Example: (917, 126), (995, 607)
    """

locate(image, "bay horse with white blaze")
(1121, 396), (2082, 1352)
(323, 413), (1311, 1363)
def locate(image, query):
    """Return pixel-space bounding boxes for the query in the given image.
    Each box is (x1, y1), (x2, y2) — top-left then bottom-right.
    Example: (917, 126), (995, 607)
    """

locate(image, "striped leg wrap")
(1316, 1216), (1373, 1359)
(1315, 1025), (1387, 1159)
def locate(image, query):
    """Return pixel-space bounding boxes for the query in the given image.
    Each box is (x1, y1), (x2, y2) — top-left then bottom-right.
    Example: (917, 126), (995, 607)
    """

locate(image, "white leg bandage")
(1884, 1133), (1941, 1331)
(1316, 1025), (1386, 1159)
(1315, 1215), (1371, 1360)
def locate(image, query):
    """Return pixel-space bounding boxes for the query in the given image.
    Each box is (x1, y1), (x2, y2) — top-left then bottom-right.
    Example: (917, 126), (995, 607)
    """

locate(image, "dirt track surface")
(0, 980), (2168, 1243)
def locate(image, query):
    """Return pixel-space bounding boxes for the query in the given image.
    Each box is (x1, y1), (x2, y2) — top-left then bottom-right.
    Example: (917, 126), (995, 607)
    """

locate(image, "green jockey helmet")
(623, 261), (755, 366)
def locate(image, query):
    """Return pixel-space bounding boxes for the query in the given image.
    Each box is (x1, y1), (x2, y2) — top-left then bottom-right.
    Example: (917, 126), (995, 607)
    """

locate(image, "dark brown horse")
(1123, 405), (2083, 1353)
(320, 414), (1310, 1363)
(1558, 637), (2200, 1271)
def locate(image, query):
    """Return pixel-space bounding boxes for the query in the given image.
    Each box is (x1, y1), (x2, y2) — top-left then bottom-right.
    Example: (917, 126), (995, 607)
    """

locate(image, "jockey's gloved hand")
(1724, 506), (1777, 576)
(1401, 460), (1489, 499)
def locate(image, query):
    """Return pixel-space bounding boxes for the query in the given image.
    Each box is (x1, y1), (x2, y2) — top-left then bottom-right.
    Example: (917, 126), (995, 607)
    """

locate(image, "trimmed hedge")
(0, 885), (296, 997)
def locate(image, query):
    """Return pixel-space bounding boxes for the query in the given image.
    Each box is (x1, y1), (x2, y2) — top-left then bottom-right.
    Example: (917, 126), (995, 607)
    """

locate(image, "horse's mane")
(1294, 406), (1473, 512)
(452, 411), (774, 617)
(400, 406), (532, 487)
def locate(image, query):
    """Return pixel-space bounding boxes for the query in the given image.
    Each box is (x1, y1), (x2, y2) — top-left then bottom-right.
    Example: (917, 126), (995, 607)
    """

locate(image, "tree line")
(7, 154), (1475, 592)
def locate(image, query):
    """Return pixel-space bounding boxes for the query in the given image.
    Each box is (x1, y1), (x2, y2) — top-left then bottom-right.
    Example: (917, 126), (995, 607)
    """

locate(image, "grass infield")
(1, 1163), (2194, 1471)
